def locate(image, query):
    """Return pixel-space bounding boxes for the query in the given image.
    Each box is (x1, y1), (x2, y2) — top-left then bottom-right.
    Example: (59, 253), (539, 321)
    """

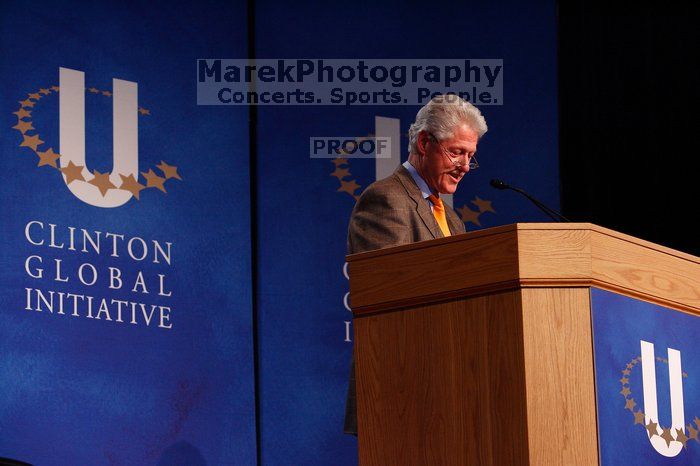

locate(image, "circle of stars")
(620, 355), (698, 449)
(329, 133), (496, 227)
(12, 84), (182, 201)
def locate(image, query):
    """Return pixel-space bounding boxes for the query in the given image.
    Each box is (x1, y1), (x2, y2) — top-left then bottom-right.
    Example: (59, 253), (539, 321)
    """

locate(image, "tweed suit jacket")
(343, 164), (466, 435)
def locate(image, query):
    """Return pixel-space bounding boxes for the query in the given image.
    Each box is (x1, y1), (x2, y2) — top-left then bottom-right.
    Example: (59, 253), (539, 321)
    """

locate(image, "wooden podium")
(347, 223), (700, 465)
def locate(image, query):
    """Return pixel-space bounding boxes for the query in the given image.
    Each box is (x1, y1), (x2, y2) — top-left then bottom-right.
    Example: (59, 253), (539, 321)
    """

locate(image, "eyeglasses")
(428, 133), (479, 170)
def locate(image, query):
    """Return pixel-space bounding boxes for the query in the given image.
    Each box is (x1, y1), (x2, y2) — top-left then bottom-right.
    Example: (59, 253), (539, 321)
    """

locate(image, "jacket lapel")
(394, 165), (443, 239)
(445, 204), (465, 235)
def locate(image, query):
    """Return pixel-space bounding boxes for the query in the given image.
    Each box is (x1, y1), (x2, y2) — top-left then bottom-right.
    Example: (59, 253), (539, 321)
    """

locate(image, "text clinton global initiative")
(22, 220), (175, 329)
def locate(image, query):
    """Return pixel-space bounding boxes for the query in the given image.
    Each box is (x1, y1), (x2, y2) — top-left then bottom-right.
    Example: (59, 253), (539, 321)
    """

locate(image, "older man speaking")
(344, 94), (488, 435)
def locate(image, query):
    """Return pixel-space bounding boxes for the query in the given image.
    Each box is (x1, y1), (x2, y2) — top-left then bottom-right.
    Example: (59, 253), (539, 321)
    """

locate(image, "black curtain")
(558, 4), (699, 255)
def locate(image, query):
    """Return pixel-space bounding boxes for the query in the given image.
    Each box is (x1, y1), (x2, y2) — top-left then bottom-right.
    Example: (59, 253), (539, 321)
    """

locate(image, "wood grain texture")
(355, 291), (529, 466)
(517, 228), (592, 279)
(519, 288), (598, 466)
(348, 223), (700, 315)
(348, 226), (519, 312)
(589, 230), (700, 314)
(349, 223), (699, 465)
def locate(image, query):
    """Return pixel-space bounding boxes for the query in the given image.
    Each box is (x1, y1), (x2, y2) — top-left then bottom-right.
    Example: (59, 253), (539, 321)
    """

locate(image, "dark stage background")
(559, 5), (698, 256)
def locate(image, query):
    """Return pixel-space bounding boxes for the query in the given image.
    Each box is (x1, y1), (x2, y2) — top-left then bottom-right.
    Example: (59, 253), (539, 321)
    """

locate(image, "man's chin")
(439, 183), (459, 194)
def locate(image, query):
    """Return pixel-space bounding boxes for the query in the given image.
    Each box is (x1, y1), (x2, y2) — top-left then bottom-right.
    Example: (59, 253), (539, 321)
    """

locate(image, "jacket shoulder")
(355, 171), (412, 207)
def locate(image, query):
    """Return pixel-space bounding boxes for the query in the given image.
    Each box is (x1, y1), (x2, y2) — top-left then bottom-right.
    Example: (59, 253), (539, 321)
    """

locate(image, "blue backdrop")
(1, 1), (559, 465)
(0, 1), (255, 464)
(254, 1), (559, 465)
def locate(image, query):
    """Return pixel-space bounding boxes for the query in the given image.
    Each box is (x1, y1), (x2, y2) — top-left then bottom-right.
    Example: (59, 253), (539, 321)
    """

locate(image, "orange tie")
(428, 194), (451, 237)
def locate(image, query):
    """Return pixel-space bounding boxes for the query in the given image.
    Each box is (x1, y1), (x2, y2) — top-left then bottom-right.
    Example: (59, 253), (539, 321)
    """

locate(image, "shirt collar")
(402, 160), (434, 200)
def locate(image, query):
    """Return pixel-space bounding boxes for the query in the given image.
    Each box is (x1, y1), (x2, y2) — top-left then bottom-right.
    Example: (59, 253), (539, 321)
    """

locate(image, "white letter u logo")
(59, 67), (139, 208)
(640, 340), (685, 457)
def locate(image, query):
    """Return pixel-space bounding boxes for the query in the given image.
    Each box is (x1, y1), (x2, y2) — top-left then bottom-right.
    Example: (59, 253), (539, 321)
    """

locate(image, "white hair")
(408, 94), (488, 155)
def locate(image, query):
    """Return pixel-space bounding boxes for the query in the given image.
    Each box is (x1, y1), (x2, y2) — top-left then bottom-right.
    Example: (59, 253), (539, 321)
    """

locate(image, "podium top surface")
(347, 223), (700, 315)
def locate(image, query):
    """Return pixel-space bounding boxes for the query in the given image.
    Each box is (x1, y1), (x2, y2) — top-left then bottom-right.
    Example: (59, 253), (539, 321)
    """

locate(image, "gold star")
(330, 167), (350, 179)
(141, 169), (166, 192)
(675, 428), (688, 448)
(88, 87), (99, 93)
(28, 92), (42, 100)
(119, 174), (146, 200)
(138, 107), (150, 115)
(620, 377), (629, 385)
(620, 386), (631, 397)
(156, 161), (182, 180)
(61, 161), (85, 184)
(39, 88), (51, 95)
(337, 179), (360, 196)
(19, 99), (35, 108)
(695, 416), (700, 430)
(645, 420), (658, 438)
(471, 196), (496, 214)
(456, 204), (481, 226)
(13, 108), (32, 119)
(626, 363), (633, 369)
(625, 398), (636, 411)
(660, 428), (674, 447)
(687, 424), (699, 442)
(331, 157), (348, 167)
(37, 148), (60, 168)
(88, 170), (116, 196)
(622, 368), (631, 376)
(102, 90), (112, 97)
(50, 85), (59, 92)
(19, 134), (44, 151)
(633, 410), (645, 425)
(12, 120), (34, 134)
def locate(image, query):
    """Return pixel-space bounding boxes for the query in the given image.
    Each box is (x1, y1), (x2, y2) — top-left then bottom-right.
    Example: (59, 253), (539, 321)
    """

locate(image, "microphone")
(490, 179), (571, 222)
(489, 179), (509, 190)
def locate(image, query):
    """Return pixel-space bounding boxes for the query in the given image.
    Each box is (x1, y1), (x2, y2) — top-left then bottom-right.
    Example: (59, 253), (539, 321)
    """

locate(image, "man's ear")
(417, 131), (430, 157)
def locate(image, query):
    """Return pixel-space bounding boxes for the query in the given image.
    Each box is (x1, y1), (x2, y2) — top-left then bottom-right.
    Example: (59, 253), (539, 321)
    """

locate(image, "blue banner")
(592, 288), (700, 465)
(253, 1), (559, 464)
(0, 1), (256, 464)
(1, 1), (561, 464)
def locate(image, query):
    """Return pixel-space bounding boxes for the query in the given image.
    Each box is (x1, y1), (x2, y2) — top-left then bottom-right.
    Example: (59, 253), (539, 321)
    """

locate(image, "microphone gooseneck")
(489, 178), (571, 222)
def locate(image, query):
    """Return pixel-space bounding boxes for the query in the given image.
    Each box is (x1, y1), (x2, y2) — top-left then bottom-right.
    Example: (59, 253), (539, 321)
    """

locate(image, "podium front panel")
(591, 288), (700, 465)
